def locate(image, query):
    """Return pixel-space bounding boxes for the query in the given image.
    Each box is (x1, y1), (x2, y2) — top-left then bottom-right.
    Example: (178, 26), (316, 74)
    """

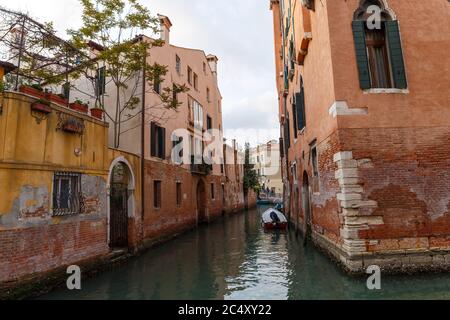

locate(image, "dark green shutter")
(296, 90), (306, 130)
(352, 21), (371, 90)
(292, 101), (298, 138)
(279, 137), (285, 159)
(62, 82), (70, 100)
(96, 67), (106, 96)
(150, 122), (156, 157)
(284, 113), (291, 153)
(386, 20), (407, 89)
(160, 127), (166, 159)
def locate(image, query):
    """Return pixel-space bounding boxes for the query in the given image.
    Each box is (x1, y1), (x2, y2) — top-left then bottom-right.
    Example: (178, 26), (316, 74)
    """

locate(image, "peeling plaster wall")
(0, 92), (111, 284)
(0, 170), (109, 283)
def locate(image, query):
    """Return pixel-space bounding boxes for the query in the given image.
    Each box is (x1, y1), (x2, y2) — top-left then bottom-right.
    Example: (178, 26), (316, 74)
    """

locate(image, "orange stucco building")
(271, 0), (450, 272)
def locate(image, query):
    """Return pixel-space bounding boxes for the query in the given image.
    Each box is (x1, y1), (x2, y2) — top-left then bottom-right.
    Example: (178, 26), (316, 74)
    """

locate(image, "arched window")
(352, 0), (407, 89)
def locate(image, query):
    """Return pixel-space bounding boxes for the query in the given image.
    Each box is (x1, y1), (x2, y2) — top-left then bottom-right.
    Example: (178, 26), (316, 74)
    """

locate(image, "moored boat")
(261, 208), (288, 230)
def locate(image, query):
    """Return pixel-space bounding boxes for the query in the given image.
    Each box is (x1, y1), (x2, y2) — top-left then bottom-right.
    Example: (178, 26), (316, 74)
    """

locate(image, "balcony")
(190, 156), (212, 175)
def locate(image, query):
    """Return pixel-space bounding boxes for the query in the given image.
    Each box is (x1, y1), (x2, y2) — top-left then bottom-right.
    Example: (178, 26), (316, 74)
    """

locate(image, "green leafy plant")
(74, 99), (86, 105)
(244, 143), (261, 194)
(0, 82), (5, 93)
(30, 83), (44, 91)
(68, 0), (188, 148)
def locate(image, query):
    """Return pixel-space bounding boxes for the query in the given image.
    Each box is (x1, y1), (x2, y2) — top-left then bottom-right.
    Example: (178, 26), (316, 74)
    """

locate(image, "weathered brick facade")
(271, 0), (450, 272)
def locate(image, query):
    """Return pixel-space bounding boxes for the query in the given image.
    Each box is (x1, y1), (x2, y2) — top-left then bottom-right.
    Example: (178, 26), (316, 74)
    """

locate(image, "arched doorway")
(108, 157), (135, 249)
(302, 171), (312, 244)
(197, 179), (207, 224)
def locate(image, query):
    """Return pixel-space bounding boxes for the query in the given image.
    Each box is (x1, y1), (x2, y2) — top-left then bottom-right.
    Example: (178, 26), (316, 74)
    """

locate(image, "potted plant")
(31, 99), (52, 114)
(90, 107), (104, 120)
(62, 117), (84, 134)
(19, 83), (46, 99)
(69, 99), (89, 114)
(46, 92), (68, 107)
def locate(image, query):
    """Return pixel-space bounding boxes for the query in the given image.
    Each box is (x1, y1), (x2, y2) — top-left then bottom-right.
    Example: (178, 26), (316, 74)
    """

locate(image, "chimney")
(207, 54), (218, 78)
(158, 14), (172, 45)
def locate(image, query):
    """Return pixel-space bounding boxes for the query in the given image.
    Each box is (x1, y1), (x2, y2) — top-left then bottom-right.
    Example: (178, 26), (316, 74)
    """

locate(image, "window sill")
(363, 88), (409, 94)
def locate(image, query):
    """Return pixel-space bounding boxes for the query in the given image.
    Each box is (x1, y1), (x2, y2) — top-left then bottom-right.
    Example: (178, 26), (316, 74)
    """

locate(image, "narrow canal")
(42, 206), (450, 300)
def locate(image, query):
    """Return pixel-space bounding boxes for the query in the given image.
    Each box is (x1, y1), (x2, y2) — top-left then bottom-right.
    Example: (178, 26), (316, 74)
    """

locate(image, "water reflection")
(41, 206), (450, 300)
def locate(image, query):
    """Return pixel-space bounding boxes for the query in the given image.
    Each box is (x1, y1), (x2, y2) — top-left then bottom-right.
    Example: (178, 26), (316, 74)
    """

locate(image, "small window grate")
(52, 172), (81, 216)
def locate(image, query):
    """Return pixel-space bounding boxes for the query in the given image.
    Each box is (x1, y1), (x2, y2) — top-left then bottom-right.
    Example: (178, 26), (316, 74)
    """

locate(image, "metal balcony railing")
(190, 156), (212, 175)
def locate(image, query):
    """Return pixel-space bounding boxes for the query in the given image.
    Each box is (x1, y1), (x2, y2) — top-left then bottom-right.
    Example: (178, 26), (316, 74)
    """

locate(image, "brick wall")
(0, 219), (108, 283)
(142, 159), (239, 243)
(292, 127), (450, 271)
(340, 127), (450, 251)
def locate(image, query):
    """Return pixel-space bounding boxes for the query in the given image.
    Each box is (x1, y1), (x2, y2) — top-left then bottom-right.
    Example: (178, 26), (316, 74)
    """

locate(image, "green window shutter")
(96, 67), (106, 96)
(284, 113), (291, 152)
(296, 89), (306, 130)
(160, 127), (166, 159)
(386, 20), (407, 89)
(150, 122), (156, 157)
(62, 82), (70, 100)
(352, 21), (371, 90)
(279, 137), (285, 159)
(292, 101), (298, 138)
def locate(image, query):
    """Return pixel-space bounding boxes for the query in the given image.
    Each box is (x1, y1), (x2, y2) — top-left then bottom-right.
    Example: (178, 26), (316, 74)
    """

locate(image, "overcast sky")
(0, 0), (279, 147)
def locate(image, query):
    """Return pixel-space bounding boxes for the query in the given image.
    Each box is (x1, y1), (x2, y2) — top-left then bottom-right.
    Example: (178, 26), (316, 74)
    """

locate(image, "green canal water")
(41, 206), (450, 300)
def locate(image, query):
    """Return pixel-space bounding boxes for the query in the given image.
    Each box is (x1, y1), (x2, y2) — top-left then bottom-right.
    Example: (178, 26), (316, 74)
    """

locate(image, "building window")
(62, 82), (70, 100)
(172, 83), (178, 103)
(96, 67), (106, 97)
(193, 100), (204, 129)
(153, 74), (161, 94)
(295, 80), (306, 131)
(203, 62), (207, 74)
(187, 66), (193, 85)
(283, 111), (291, 153)
(211, 183), (215, 200)
(292, 100), (298, 139)
(154, 181), (162, 209)
(151, 122), (166, 159)
(365, 25), (391, 88)
(352, 0), (407, 89)
(52, 172), (81, 216)
(176, 182), (182, 207)
(311, 146), (319, 177)
(193, 73), (198, 90)
(176, 55), (181, 75)
(207, 115), (212, 131)
(206, 87), (210, 102)
(172, 134), (184, 163)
